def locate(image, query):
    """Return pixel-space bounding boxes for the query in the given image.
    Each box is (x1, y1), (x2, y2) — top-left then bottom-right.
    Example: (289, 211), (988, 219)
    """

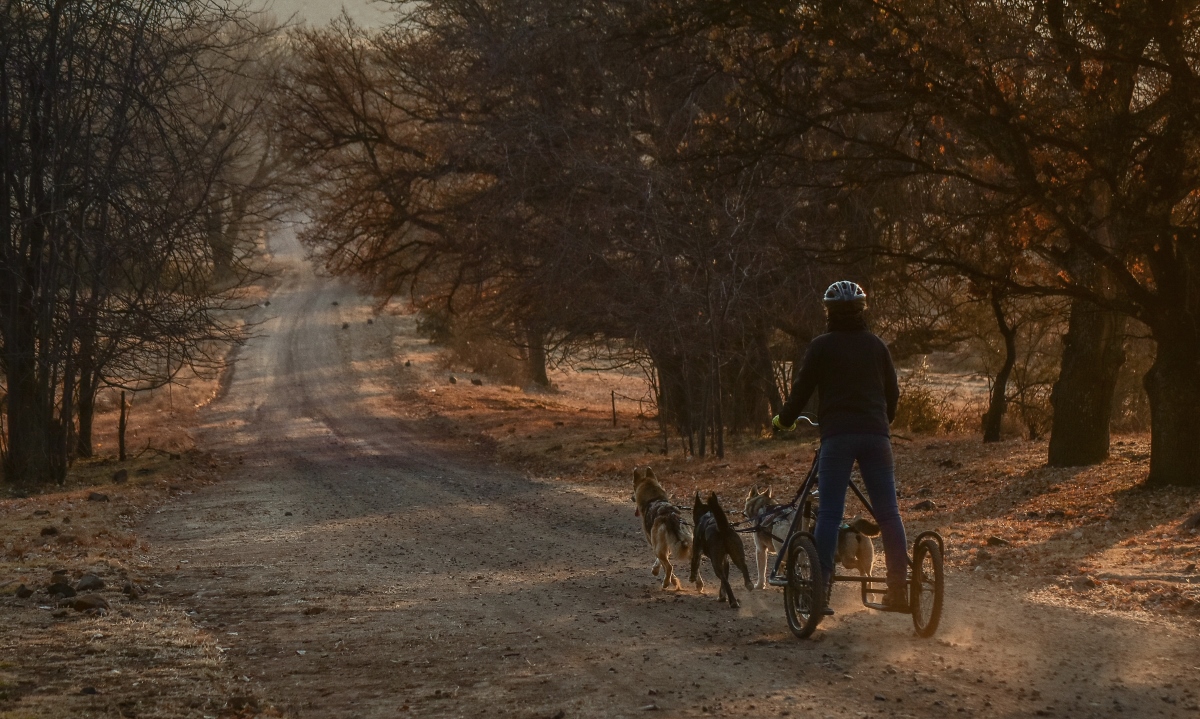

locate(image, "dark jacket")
(778, 330), (900, 438)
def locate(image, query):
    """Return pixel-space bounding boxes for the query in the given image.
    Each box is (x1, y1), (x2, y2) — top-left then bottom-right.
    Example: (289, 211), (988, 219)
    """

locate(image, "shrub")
(418, 309), (529, 386)
(415, 308), (454, 345)
(1111, 333), (1154, 433)
(894, 357), (958, 434)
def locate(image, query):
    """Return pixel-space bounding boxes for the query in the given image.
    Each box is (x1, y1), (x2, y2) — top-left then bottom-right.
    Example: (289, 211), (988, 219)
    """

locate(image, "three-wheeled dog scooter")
(763, 416), (945, 638)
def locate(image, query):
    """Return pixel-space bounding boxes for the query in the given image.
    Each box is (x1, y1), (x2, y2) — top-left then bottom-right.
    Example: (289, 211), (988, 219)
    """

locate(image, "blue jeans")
(816, 433), (908, 589)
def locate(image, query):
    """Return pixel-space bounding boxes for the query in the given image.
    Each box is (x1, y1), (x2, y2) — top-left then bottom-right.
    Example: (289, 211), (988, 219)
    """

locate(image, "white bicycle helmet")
(823, 280), (867, 307)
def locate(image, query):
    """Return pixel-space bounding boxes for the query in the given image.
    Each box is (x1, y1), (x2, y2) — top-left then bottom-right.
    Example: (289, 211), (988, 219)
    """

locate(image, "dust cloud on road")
(143, 229), (1200, 718)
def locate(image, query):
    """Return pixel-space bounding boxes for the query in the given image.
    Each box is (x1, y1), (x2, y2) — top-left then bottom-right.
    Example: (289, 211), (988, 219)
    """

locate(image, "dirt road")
(144, 229), (1199, 719)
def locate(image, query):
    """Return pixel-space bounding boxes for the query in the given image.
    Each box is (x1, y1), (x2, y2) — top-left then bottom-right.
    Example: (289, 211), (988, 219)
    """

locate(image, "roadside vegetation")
(0, 376), (279, 717)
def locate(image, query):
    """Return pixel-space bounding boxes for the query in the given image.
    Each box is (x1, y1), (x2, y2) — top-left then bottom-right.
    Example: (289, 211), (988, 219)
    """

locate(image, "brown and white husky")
(744, 486), (795, 589)
(631, 467), (693, 589)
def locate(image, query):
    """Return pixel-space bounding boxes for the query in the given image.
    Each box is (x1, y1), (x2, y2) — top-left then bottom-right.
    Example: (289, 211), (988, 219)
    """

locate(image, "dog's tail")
(706, 492), (731, 533)
(672, 513), (693, 559)
(847, 516), (881, 537)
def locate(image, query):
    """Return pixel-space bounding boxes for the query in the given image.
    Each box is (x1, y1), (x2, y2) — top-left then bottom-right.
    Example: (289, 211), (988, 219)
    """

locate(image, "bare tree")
(276, 0), (898, 455)
(1, 0), (279, 484)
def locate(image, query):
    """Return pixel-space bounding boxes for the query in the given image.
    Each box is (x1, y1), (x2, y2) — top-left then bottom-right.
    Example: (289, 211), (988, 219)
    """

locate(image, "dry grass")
(0, 334), (280, 717)
(0, 447), (282, 717)
(389, 311), (1200, 622)
(0, 260), (280, 718)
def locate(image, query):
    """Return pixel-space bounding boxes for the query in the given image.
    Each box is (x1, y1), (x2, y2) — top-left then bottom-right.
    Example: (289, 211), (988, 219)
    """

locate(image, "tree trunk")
(75, 326), (98, 457)
(982, 291), (1017, 443)
(751, 326), (781, 419)
(48, 419), (67, 485)
(1143, 329), (1200, 487)
(118, 392), (128, 462)
(649, 347), (693, 440)
(76, 368), (99, 459)
(704, 327), (770, 435)
(3, 312), (54, 486)
(56, 272), (79, 482)
(710, 359), (724, 458)
(207, 195), (234, 282)
(55, 360), (75, 485)
(4, 373), (53, 485)
(525, 325), (550, 388)
(651, 369), (666, 453)
(76, 386), (96, 459)
(706, 292), (724, 459)
(1, 3), (59, 487)
(725, 353), (770, 434)
(1047, 298), (1126, 466)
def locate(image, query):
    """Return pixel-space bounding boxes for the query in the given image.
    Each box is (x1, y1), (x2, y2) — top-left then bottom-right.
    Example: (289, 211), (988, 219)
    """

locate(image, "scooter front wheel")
(783, 535), (826, 639)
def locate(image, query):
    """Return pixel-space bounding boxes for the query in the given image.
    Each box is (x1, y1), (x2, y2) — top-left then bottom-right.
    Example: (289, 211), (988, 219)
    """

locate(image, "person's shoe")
(881, 585), (910, 613)
(821, 578), (835, 616)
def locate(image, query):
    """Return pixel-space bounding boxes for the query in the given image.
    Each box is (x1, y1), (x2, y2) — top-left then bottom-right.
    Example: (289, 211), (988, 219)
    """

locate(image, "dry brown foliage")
(0, 381), (278, 718)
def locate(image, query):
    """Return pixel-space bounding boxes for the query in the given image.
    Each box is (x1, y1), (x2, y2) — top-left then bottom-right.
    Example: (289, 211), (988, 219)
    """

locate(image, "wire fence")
(609, 389), (657, 426)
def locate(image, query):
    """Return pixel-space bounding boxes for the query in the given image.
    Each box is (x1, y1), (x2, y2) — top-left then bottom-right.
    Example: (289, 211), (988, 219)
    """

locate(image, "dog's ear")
(849, 516), (881, 537)
(645, 467), (657, 480)
(747, 486), (759, 499)
(633, 466), (645, 485)
(766, 485), (773, 498)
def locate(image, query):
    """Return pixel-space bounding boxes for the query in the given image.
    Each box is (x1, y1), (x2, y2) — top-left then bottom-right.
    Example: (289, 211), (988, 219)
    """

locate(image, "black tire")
(783, 535), (826, 639)
(910, 537), (944, 637)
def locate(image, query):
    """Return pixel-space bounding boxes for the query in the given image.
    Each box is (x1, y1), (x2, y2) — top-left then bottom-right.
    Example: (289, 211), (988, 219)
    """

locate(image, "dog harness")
(751, 504), (794, 544)
(642, 499), (689, 538)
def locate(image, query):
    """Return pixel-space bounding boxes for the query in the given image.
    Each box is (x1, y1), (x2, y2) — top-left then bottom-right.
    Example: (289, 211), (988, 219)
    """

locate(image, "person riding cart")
(772, 281), (909, 612)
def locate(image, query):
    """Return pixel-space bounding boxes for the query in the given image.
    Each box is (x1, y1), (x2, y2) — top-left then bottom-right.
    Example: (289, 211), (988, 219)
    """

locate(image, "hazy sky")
(261, 0), (394, 28)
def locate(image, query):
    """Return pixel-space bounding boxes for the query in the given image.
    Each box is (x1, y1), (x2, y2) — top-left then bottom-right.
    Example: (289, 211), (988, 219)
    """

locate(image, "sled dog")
(745, 486), (880, 586)
(631, 466), (692, 589)
(744, 486), (795, 589)
(689, 492), (753, 608)
(835, 516), (880, 576)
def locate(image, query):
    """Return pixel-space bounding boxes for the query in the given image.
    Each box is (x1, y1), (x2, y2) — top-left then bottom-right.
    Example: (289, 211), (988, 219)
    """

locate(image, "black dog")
(689, 492), (753, 608)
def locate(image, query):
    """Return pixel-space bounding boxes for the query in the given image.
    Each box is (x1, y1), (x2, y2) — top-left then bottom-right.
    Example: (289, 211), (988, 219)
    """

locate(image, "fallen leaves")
(402, 353), (1200, 623)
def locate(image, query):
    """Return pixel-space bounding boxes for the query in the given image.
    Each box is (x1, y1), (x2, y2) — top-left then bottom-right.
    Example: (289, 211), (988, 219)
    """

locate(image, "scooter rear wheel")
(910, 537), (944, 637)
